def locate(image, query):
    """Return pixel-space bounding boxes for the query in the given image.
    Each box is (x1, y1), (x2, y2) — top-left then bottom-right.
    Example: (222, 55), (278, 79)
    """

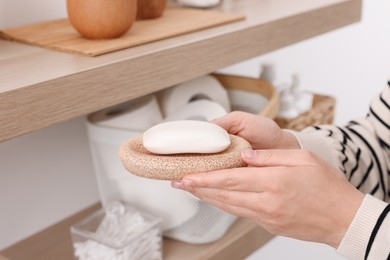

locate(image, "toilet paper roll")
(164, 99), (227, 122)
(228, 89), (269, 114)
(158, 75), (231, 117)
(88, 95), (163, 132)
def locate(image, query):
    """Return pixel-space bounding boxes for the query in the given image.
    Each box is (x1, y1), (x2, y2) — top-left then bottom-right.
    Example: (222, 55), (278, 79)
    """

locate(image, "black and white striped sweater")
(293, 82), (390, 260)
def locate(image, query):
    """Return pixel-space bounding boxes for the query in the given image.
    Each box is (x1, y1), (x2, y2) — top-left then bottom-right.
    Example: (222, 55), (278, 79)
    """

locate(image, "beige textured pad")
(119, 134), (251, 180)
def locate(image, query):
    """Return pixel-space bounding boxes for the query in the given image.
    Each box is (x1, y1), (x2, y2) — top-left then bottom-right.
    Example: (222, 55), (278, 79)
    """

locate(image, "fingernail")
(171, 179), (194, 190)
(241, 149), (256, 159)
(171, 181), (183, 189)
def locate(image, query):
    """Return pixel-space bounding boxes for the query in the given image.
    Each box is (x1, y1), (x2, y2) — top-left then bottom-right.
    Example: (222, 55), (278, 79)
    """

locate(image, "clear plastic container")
(71, 202), (162, 260)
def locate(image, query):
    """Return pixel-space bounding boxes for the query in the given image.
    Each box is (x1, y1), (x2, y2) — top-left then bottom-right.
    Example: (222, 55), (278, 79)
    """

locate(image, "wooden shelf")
(0, 203), (273, 260)
(0, 0), (361, 142)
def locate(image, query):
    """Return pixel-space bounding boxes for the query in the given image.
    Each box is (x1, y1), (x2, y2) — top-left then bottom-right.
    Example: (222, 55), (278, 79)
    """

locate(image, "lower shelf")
(1, 203), (273, 260)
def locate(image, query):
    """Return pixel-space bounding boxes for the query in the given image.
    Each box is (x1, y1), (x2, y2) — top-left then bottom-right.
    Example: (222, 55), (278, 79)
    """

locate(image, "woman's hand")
(212, 111), (300, 150)
(172, 149), (364, 248)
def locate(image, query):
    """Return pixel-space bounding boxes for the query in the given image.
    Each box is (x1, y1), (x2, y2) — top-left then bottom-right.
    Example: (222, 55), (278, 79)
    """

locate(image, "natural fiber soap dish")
(119, 134), (251, 180)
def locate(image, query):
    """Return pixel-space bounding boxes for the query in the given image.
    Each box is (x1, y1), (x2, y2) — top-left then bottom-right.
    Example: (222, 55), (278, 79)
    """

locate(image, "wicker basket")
(274, 93), (336, 131)
(212, 73), (280, 119)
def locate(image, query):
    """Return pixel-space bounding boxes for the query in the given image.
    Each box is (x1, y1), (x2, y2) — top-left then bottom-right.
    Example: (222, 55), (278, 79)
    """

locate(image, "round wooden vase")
(137, 0), (168, 19)
(67, 0), (137, 39)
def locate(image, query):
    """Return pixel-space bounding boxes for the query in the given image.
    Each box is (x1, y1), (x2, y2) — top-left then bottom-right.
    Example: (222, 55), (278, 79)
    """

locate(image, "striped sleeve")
(292, 82), (390, 259)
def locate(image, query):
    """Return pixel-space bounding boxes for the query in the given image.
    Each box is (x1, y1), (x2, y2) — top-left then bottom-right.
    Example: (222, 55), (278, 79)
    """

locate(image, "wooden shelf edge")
(1, 203), (273, 260)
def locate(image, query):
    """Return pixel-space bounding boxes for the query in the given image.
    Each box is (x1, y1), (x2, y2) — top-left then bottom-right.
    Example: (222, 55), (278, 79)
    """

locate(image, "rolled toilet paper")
(228, 89), (269, 114)
(164, 99), (227, 122)
(88, 95), (163, 132)
(158, 75), (231, 117)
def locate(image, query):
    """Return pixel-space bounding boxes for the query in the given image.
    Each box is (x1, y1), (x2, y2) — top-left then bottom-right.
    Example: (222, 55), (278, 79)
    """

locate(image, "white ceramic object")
(143, 120), (231, 154)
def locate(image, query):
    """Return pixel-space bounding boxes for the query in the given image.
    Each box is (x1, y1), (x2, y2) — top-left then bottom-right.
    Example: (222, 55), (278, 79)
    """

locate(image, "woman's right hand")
(212, 111), (300, 150)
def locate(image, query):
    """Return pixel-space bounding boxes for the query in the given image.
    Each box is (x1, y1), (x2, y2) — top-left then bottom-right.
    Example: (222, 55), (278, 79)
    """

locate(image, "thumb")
(241, 149), (312, 167)
(211, 111), (249, 135)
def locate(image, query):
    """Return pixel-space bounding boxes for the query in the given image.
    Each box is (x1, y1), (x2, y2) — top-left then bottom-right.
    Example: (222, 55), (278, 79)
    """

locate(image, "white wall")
(0, 0), (67, 28)
(0, 118), (99, 249)
(1, 0), (389, 258)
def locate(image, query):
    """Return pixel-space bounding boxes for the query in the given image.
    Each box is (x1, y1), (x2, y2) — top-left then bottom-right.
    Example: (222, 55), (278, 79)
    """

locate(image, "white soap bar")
(143, 120), (231, 154)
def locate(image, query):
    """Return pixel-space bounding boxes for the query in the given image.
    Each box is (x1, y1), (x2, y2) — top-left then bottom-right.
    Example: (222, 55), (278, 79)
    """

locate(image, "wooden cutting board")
(0, 7), (245, 56)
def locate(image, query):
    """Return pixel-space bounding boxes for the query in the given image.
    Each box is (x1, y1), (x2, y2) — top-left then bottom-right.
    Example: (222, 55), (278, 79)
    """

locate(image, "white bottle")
(290, 74), (313, 114)
(259, 63), (276, 84)
(278, 87), (300, 119)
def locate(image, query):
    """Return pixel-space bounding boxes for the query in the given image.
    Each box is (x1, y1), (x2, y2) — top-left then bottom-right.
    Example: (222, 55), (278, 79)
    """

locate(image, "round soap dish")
(119, 134), (251, 180)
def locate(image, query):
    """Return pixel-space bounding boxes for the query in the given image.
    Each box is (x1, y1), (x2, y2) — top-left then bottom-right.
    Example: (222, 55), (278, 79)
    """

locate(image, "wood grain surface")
(0, 7), (245, 56)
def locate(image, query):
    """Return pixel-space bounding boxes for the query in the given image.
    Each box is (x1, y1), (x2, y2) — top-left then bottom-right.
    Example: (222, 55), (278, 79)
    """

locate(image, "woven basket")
(212, 73), (279, 119)
(274, 93), (336, 131)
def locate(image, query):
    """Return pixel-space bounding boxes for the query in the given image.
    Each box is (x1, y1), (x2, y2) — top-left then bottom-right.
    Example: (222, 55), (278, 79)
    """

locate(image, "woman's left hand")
(172, 149), (364, 248)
